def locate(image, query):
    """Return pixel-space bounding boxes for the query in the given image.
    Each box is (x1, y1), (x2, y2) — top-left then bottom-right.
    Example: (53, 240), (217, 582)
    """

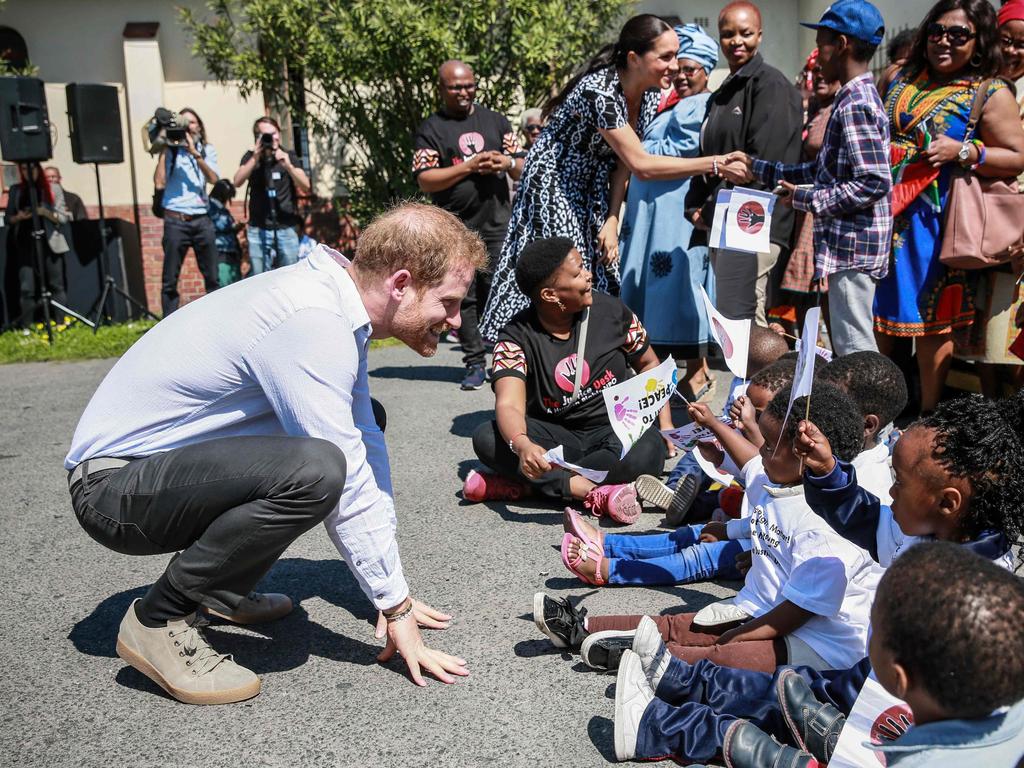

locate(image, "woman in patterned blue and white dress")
(479, 15), (750, 342)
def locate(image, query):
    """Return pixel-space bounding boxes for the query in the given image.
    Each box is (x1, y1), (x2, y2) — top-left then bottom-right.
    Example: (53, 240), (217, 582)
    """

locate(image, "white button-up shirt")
(66, 246), (408, 608)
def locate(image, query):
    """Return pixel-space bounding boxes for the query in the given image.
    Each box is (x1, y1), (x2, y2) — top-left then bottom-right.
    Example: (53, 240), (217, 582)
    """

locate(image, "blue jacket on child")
(875, 700), (1024, 767)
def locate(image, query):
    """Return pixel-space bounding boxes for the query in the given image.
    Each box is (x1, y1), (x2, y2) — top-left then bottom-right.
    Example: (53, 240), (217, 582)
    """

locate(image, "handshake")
(715, 151), (754, 184)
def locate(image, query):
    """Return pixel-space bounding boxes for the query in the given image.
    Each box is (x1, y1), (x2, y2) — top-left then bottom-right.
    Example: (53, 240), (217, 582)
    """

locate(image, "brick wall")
(83, 201), (247, 313)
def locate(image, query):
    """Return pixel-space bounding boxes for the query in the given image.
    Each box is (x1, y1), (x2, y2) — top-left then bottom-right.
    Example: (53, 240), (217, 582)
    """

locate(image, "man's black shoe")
(722, 720), (817, 768)
(777, 668), (846, 762)
(665, 472), (700, 526)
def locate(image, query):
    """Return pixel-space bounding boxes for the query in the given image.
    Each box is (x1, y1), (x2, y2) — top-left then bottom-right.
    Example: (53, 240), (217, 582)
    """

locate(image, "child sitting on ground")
(634, 542), (1024, 767)
(535, 383), (884, 677)
(636, 325), (789, 525)
(559, 358), (802, 588)
(597, 390), (1024, 765)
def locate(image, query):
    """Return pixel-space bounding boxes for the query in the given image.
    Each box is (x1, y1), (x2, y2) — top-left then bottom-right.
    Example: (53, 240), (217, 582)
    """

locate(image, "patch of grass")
(0, 317), (406, 364)
(0, 318), (158, 364)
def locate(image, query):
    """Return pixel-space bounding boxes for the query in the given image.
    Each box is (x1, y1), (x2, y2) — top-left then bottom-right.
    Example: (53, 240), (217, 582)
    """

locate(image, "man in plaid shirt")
(732, 0), (891, 355)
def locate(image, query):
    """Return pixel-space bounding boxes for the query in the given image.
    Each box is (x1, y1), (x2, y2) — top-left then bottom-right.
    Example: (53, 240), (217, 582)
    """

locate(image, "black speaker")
(0, 76), (52, 162)
(66, 83), (123, 164)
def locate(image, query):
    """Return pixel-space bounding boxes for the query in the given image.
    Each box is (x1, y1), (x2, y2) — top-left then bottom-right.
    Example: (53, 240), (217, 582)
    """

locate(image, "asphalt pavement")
(0, 341), (736, 768)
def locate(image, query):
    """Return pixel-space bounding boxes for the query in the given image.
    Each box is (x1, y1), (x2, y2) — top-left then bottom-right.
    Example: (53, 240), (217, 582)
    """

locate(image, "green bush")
(181, 0), (633, 221)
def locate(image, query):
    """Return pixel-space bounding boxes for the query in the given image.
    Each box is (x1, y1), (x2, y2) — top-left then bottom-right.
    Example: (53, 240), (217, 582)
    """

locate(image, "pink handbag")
(939, 79), (1024, 270)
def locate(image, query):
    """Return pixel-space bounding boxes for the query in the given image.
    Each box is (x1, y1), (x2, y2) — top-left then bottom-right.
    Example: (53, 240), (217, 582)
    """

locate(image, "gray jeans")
(828, 269), (878, 356)
(69, 435), (346, 615)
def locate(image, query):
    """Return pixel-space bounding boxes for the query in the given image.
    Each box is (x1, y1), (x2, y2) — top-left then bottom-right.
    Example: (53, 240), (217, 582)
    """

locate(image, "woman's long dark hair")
(542, 14), (671, 118)
(16, 161), (53, 206)
(904, 0), (1002, 79)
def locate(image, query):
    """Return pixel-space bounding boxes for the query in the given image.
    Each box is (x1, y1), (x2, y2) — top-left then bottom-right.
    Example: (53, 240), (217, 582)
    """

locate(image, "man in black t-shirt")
(233, 116), (311, 275)
(413, 60), (525, 391)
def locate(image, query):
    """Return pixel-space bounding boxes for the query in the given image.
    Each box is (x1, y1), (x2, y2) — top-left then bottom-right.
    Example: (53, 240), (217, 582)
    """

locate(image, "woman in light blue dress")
(619, 24), (718, 401)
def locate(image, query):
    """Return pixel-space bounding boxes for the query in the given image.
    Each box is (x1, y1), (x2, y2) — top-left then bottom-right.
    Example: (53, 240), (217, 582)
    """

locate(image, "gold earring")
(556, 299), (567, 311)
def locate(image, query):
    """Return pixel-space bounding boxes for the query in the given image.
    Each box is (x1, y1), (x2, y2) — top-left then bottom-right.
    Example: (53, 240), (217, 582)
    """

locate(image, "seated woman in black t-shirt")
(465, 237), (668, 523)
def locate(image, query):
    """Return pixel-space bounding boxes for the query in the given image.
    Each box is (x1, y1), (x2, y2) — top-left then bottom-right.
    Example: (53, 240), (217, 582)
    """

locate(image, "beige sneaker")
(205, 592), (293, 625)
(116, 599), (261, 705)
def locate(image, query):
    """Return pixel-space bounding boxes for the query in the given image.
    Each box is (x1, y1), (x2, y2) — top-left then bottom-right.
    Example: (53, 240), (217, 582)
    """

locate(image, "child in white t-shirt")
(535, 382), (884, 675)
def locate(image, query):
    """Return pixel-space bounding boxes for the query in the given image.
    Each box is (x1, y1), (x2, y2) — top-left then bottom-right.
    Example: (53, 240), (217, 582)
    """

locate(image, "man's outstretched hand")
(375, 598), (468, 686)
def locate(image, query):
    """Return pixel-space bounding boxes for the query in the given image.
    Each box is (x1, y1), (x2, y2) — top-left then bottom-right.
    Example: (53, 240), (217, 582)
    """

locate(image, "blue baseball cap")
(800, 0), (885, 46)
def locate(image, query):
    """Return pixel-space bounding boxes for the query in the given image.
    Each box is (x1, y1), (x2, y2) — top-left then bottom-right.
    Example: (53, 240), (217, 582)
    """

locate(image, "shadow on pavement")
(370, 364), (462, 383)
(588, 715), (616, 761)
(68, 558), (391, 676)
(450, 409), (491, 438)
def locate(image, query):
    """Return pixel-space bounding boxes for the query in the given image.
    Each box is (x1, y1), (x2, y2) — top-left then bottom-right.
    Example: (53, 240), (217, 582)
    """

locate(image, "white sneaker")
(614, 650), (655, 761)
(632, 615), (670, 693)
(692, 599), (751, 630)
(116, 599), (261, 705)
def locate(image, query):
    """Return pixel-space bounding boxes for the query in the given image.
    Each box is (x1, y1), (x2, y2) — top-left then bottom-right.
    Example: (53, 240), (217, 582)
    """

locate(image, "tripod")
(89, 163), (159, 332)
(9, 163), (95, 344)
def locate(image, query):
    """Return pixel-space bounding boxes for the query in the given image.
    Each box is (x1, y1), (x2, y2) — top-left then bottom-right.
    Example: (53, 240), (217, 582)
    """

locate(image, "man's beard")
(391, 304), (446, 358)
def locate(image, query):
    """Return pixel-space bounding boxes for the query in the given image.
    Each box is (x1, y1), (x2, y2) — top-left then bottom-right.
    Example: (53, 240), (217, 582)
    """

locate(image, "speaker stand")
(89, 163), (160, 332)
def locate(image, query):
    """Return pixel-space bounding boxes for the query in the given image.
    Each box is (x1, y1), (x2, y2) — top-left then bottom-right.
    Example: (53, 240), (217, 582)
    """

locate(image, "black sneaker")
(665, 473), (700, 527)
(460, 365), (487, 390)
(533, 592), (588, 649)
(581, 630), (636, 671)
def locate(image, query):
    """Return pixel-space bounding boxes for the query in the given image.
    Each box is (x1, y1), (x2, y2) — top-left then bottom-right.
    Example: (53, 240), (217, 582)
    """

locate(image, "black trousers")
(472, 416), (666, 500)
(459, 235), (503, 368)
(17, 249), (67, 323)
(161, 215), (220, 316)
(69, 435), (347, 616)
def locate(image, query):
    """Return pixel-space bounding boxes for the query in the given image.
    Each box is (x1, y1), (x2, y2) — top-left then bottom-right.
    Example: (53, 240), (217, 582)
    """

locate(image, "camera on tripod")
(142, 108), (190, 154)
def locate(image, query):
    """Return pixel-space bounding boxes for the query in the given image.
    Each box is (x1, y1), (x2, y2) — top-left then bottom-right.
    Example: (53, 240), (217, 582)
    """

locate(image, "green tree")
(181, 0), (633, 219)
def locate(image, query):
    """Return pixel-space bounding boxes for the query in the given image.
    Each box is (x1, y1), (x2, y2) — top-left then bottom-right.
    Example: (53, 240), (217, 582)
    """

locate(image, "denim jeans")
(603, 524), (748, 585)
(635, 656), (873, 761)
(247, 225), (300, 274)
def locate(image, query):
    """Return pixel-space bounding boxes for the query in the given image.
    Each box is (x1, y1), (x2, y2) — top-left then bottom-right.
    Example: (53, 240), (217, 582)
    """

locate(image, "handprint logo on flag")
(612, 395), (638, 428)
(736, 200), (766, 234)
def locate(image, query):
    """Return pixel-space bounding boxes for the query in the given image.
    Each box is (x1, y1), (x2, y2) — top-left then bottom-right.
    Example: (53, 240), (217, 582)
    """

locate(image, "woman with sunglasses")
(873, 0), (1024, 414)
(478, 14), (750, 343)
(955, 0), (1024, 397)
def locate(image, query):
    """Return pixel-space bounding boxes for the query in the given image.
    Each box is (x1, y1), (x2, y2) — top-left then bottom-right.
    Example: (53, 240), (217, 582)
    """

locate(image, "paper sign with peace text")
(700, 286), (751, 380)
(602, 356), (678, 459)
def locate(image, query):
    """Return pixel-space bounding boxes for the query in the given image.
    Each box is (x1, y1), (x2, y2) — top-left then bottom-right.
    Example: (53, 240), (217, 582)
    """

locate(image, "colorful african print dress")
(873, 72), (1007, 337)
(478, 67), (660, 342)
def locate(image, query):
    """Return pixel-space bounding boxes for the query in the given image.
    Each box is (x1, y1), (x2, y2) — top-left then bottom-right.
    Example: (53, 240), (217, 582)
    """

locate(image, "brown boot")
(205, 592), (293, 624)
(116, 599), (261, 705)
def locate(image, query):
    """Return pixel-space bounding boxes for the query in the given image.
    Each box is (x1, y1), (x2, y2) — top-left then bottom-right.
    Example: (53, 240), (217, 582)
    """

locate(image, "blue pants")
(636, 656), (873, 761)
(247, 225), (300, 274)
(603, 524), (747, 585)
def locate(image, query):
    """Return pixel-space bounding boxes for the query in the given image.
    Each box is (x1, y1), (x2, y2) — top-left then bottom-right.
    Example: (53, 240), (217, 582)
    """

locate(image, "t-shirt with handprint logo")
(412, 104), (523, 239)
(490, 292), (650, 429)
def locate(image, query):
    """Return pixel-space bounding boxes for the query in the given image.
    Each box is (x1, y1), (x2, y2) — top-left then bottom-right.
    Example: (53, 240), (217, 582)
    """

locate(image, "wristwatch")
(957, 141), (973, 166)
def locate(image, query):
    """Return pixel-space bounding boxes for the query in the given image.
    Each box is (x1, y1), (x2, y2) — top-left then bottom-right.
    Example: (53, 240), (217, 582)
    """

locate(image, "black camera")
(142, 108), (190, 154)
(259, 132), (275, 150)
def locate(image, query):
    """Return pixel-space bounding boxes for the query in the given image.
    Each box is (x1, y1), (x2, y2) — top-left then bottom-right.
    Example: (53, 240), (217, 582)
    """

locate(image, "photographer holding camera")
(153, 108), (221, 316)
(233, 116), (310, 274)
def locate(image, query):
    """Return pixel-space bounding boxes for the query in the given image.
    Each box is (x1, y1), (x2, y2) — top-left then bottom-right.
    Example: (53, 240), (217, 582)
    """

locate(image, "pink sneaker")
(584, 483), (641, 525)
(463, 469), (529, 502)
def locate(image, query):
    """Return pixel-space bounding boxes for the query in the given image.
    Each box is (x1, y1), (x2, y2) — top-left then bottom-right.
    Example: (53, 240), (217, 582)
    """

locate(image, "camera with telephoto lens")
(142, 108), (190, 154)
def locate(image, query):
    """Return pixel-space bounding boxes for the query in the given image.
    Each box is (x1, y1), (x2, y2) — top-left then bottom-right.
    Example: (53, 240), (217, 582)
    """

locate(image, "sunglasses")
(525, 124), (543, 133)
(678, 65), (704, 76)
(926, 23), (976, 47)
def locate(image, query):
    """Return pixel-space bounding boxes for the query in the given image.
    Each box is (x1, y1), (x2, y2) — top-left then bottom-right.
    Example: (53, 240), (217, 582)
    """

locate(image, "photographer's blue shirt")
(164, 144), (219, 215)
